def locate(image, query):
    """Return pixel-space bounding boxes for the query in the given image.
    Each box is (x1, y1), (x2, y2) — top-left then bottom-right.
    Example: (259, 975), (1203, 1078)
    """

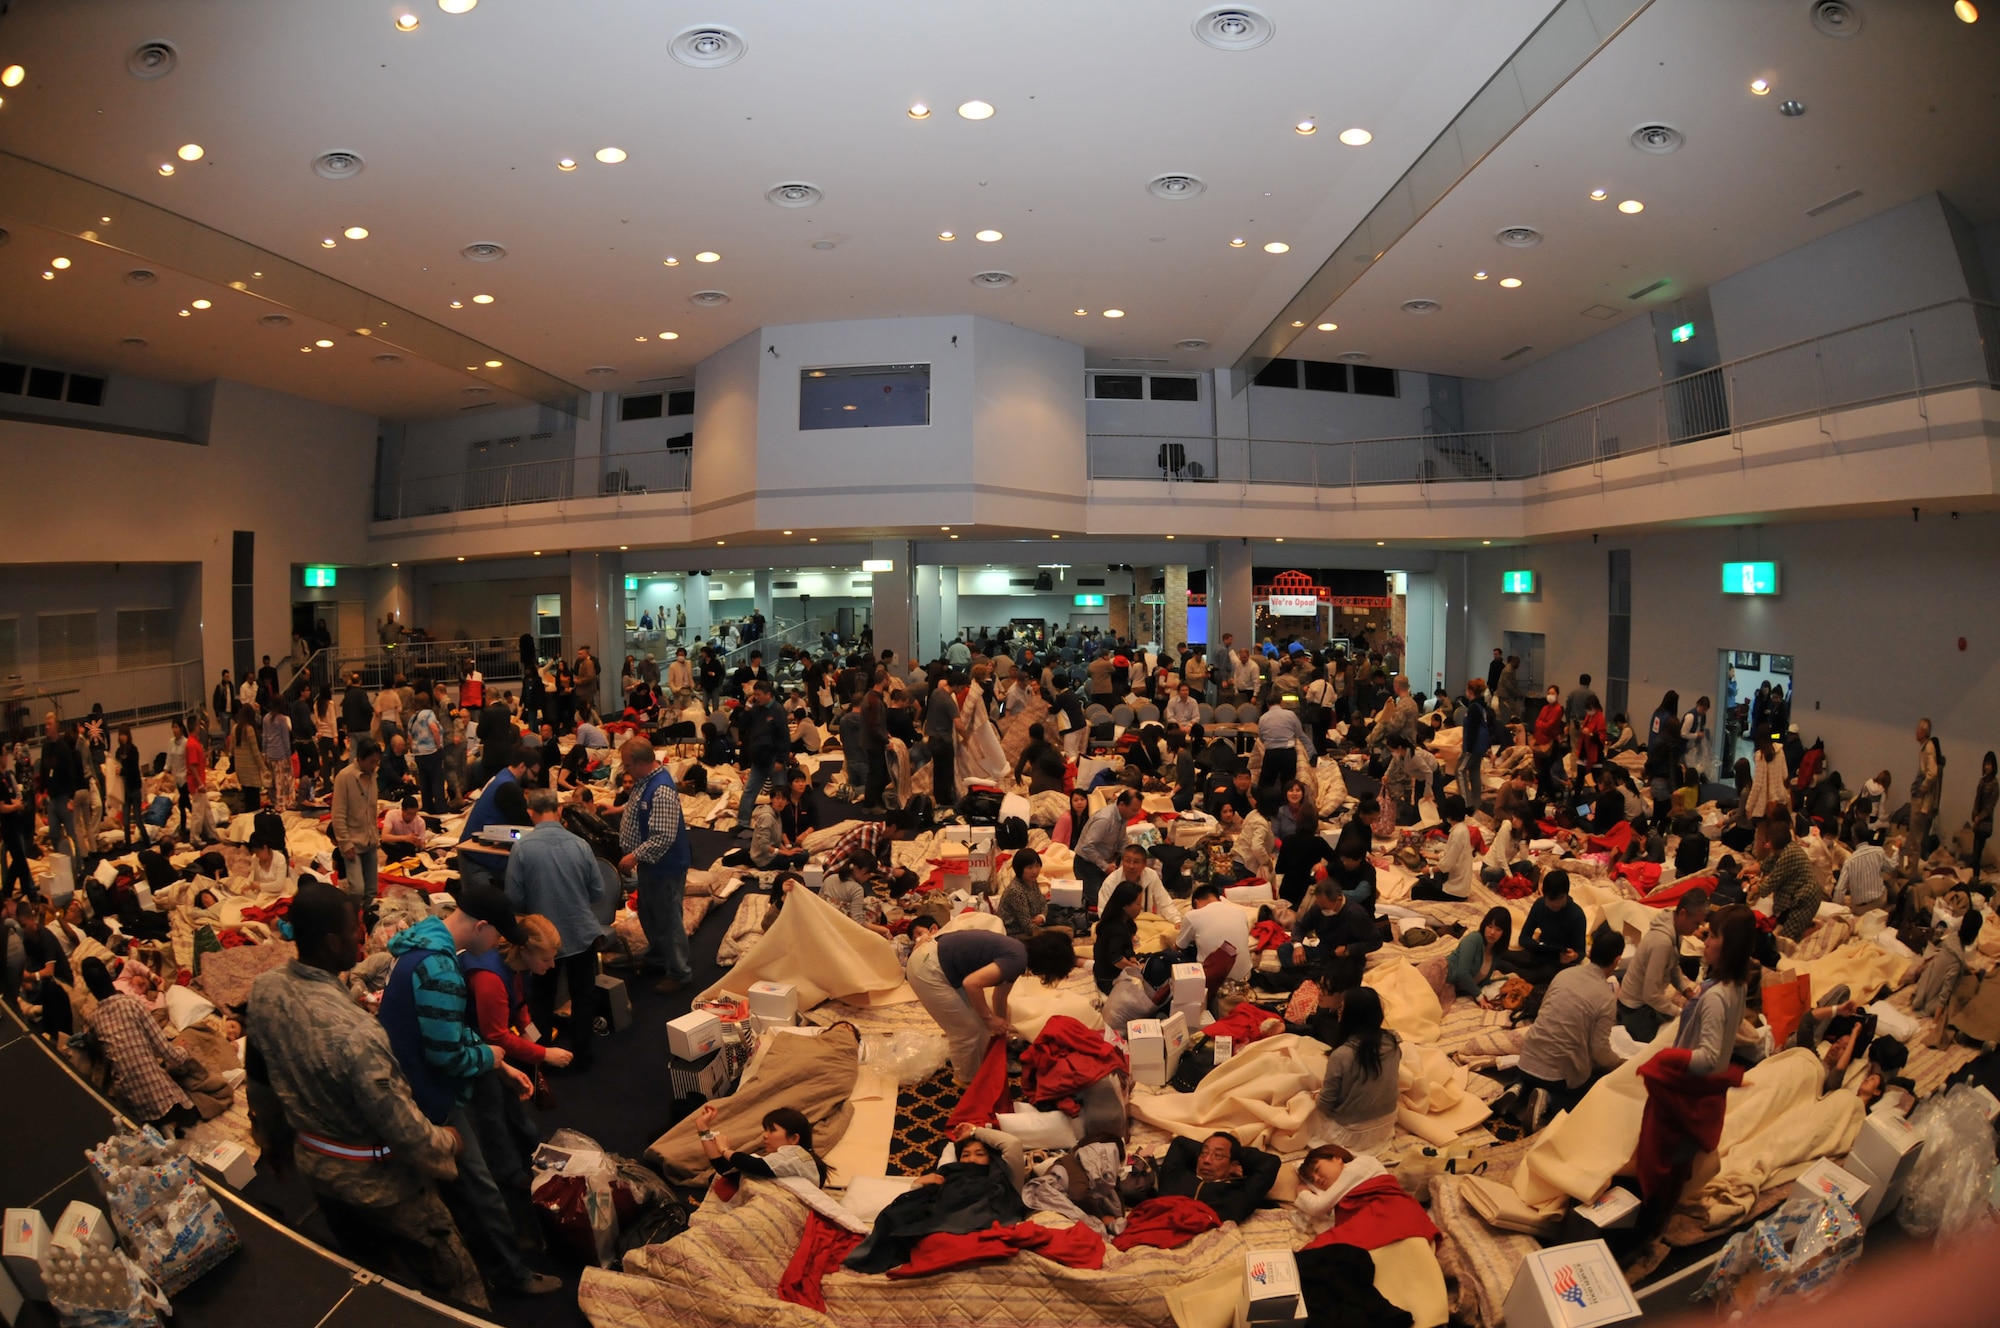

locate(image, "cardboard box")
(1048, 878), (1085, 909)
(1127, 1011), (1190, 1087)
(1838, 1153), (1898, 1227)
(1502, 1240), (1639, 1328)
(1573, 1187), (1640, 1231)
(1172, 997), (1209, 1034)
(1848, 1111), (1924, 1207)
(428, 892), (457, 918)
(668, 1047), (738, 1101)
(750, 1012), (794, 1037)
(1170, 962), (1206, 1005)
(43, 854), (73, 909)
(747, 980), (799, 1022)
(1239, 1249), (1302, 1323)
(2, 1211), (47, 1300)
(49, 1203), (110, 1257)
(667, 1009), (723, 1059)
(1790, 1158), (1868, 1214)
(801, 865), (824, 891)
(596, 974), (632, 1031)
(941, 827), (995, 885)
(198, 1141), (256, 1190)
(1224, 881), (1273, 905)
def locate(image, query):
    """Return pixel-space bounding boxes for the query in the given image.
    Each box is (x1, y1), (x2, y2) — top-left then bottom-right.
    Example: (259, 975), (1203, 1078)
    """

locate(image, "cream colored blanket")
(1779, 938), (1916, 1004)
(1128, 1034), (1328, 1151)
(1366, 954), (1444, 1047)
(695, 884), (912, 1008)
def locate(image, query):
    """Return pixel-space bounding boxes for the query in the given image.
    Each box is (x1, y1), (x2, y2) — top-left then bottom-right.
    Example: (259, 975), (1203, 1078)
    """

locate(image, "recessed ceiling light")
(1274, 538), (1284, 543)
(1749, 78), (1770, 95)
(1050, 534), (1060, 539)
(595, 147), (627, 164)
(472, 293), (494, 303)
(635, 335), (649, 341)
(449, 300), (464, 309)
(1073, 308), (1089, 316)
(1264, 242), (1290, 254)
(694, 251), (720, 263)
(975, 229), (1002, 242)
(782, 530), (793, 536)
(1499, 277), (1523, 288)
(438, 0), (477, 13)
(907, 102), (930, 119)
(1474, 270), (1489, 280)
(177, 143), (204, 162)
(299, 345), (310, 351)
(50, 257), (70, 269)
(1955, 0), (1978, 21)
(1338, 127), (1372, 145)
(662, 256), (679, 266)
(395, 12), (420, 30)
(1316, 322), (1336, 331)
(1589, 188), (1608, 201)
(321, 238), (337, 248)
(1102, 309), (1125, 318)
(1294, 118), (1317, 136)
(1482, 540), (1492, 545)
(158, 163), (175, 176)
(940, 526), (951, 531)
(191, 298), (211, 309)
(556, 158), (579, 173)
(314, 338), (334, 348)
(1229, 237), (1246, 248)
(716, 540), (725, 546)
(809, 537), (818, 542)
(1165, 534), (1175, 540)
(619, 545), (628, 551)
(949, 534), (959, 539)
(343, 225), (369, 240)
(532, 550), (542, 556)
(484, 359), (502, 367)
(1290, 320), (1306, 328)
(1618, 199), (1644, 214)
(842, 404), (858, 410)
(457, 556), (465, 561)
(659, 331), (679, 340)
(0, 66), (23, 89)
(1375, 541), (1385, 546)
(957, 100), (995, 120)
(938, 231), (955, 241)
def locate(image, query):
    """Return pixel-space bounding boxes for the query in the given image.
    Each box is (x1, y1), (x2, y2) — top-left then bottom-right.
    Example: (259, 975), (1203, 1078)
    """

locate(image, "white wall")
(1247, 372), (1433, 442)
(974, 318), (1088, 524)
(690, 330), (763, 516)
(1462, 315), (1660, 434)
(1709, 194), (1977, 362)
(1461, 513), (2000, 828)
(1085, 371), (1213, 439)
(0, 365), (194, 439)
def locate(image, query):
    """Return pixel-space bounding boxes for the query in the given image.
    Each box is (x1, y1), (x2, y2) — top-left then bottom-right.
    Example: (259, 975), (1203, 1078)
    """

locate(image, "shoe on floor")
(507, 1273), (564, 1296)
(1524, 1087), (1552, 1135)
(653, 976), (684, 994)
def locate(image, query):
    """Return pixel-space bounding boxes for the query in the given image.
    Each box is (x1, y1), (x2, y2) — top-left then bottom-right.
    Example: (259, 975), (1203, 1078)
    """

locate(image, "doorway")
(533, 593), (564, 663)
(1503, 631), (1545, 703)
(1718, 648), (1794, 777)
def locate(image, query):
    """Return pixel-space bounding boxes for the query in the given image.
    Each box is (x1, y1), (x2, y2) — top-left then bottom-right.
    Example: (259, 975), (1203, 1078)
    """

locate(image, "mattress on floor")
(581, 1178), (1304, 1328)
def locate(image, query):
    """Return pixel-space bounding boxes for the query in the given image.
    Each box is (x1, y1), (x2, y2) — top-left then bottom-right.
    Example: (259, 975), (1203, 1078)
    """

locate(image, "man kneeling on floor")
(1507, 927), (1626, 1133)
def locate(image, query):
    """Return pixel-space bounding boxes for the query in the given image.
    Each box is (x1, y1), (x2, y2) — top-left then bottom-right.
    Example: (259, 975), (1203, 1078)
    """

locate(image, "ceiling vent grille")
(1627, 278), (1670, 300)
(462, 242), (506, 262)
(585, 366), (619, 376)
(1495, 227), (1542, 248)
(1401, 298), (1442, 315)
(1147, 174), (1207, 200)
(688, 290), (731, 306)
(1192, 6), (1274, 51)
(462, 387), (491, 397)
(1174, 338), (1210, 350)
(1807, 188), (1864, 217)
(312, 151), (365, 180)
(1628, 124), (1683, 154)
(670, 25), (746, 67)
(119, 338), (147, 349)
(1501, 345), (1535, 362)
(970, 271), (1016, 288)
(259, 313), (293, 328)
(1337, 351), (1370, 362)
(1580, 304), (1620, 320)
(372, 353), (402, 364)
(124, 269), (158, 287)
(1112, 357), (1171, 364)
(766, 182), (821, 208)
(1811, 1), (1862, 37)
(127, 41), (177, 80)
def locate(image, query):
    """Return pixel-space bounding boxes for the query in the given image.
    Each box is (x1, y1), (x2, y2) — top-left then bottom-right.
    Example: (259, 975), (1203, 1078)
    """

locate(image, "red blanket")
(1250, 919), (1291, 953)
(1614, 861), (1662, 891)
(1641, 875), (1717, 909)
(1019, 1015), (1128, 1115)
(1110, 1195), (1221, 1251)
(947, 1036), (1015, 1128)
(1301, 1176), (1439, 1252)
(1201, 1001), (1284, 1046)
(888, 1220), (1104, 1278)
(778, 1212), (864, 1311)
(1585, 821), (1635, 855)
(1635, 1047), (1743, 1201)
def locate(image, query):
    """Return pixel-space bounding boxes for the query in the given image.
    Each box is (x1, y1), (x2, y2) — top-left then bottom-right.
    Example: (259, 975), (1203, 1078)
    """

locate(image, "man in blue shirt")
(458, 752), (530, 891)
(616, 736), (693, 994)
(505, 788), (607, 1069)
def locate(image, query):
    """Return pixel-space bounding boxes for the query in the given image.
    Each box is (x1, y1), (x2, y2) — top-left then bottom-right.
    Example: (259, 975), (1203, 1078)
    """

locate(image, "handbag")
(531, 1067), (557, 1112)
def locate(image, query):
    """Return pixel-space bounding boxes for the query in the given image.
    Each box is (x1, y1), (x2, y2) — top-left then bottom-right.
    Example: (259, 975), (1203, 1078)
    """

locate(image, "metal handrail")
(377, 444), (692, 520)
(297, 637), (535, 691)
(1091, 299), (1999, 488)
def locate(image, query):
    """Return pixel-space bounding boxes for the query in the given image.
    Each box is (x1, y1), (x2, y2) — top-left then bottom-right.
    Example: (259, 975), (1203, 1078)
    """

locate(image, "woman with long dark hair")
(1092, 879), (1144, 993)
(517, 634), (546, 727)
(1448, 906), (1514, 999)
(1646, 690), (1681, 781)
(1970, 751), (1997, 873)
(1310, 986), (1401, 1153)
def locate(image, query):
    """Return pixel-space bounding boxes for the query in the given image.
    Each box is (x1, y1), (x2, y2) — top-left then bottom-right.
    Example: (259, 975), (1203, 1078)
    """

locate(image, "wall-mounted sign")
(1073, 594), (1105, 608)
(860, 559), (895, 573)
(1721, 561), (1779, 595)
(1670, 321), (1697, 344)
(624, 576), (638, 592)
(1267, 593), (1320, 615)
(302, 566), (337, 588)
(1502, 569), (1536, 594)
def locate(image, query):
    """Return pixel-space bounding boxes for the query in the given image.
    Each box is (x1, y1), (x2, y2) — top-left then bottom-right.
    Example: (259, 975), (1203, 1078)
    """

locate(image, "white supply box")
(1224, 881), (1273, 905)
(1238, 1248), (1302, 1325)
(941, 826), (995, 884)
(1847, 1111), (1925, 1209)
(198, 1141), (256, 1190)
(3, 1210), (48, 1300)
(427, 892), (457, 919)
(1047, 878), (1085, 909)
(748, 980), (799, 1022)
(1789, 1158), (1868, 1214)
(1502, 1241), (1638, 1328)
(1572, 1187), (1639, 1231)
(1172, 998), (1209, 1035)
(668, 1047), (737, 1101)
(801, 865), (825, 891)
(1170, 962), (1206, 1005)
(666, 1009), (724, 1060)
(1127, 1011), (1190, 1087)
(49, 1203), (110, 1257)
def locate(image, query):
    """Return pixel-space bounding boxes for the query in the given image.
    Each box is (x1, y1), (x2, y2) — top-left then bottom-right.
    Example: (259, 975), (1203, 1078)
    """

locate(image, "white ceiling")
(0, 0), (1992, 421)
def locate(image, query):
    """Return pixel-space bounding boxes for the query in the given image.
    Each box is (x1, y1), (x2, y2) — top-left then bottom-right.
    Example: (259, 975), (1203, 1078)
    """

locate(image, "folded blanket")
(1779, 938), (1914, 1005)
(1128, 1034), (1326, 1151)
(1110, 1195), (1220, 1251)
(1365, 956), (1443, 1047)
(648, 1026), (860, 1179)
(1005, 968), (1105, 1041)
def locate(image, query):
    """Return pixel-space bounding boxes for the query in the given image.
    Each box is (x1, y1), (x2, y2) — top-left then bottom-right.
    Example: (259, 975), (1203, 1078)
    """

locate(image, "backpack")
(995, 816), (1029, 851)
(1931, 737), (1947, 773)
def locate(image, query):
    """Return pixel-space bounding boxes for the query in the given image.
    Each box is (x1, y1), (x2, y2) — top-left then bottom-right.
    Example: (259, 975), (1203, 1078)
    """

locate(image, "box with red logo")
(1235, 1247), (1303, 1326)
(1503, 1240), (1638, 1328)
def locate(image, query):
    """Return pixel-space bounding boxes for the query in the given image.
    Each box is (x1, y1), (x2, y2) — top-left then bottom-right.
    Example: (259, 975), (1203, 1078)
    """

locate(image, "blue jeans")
(444, 1098), (534, 1290)
(737, 761), (774, 829)
(636, 863), (693, 983)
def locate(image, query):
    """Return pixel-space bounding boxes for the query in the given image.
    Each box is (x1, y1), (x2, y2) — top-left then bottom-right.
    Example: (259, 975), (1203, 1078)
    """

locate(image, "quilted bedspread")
(579, 1179), (1302, 1328)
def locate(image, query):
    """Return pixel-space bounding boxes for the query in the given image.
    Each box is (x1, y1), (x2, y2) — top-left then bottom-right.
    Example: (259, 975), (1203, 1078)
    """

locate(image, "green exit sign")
(1502, 570), (1536, 594)
(1721, 561), (1780, 595)
(1671, 321), (1696, 344)
(302, 566), (337, 588)
(624, 576), (638, 591)
(1074, 594), (1105, 608)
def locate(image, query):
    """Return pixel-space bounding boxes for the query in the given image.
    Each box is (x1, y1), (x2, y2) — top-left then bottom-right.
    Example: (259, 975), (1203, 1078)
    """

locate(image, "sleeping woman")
(845, 1123), (1026, 1274)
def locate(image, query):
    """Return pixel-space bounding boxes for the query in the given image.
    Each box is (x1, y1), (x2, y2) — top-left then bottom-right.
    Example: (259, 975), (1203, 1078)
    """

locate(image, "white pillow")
(996, 1105), (1082, 1150)
(841, 1175), (915, 1224)
(164, 985), (218, 1032)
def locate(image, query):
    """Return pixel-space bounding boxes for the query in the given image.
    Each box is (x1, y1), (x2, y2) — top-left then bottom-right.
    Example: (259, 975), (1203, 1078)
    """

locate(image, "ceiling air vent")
(670, 25), (746, 67)
(1580, 304), (1619, 320)
(312, 151), (365, 180)
(259, 313), (292, 328)
(1401, 298), (1442, 315)
(688, 290), (731, 306)
(124, 269), (158, 287)
(1495, 226), (1542, 248)
(462, 387), (491, 397)
(1807, 189), (1864, 217)
(119, 338), (148, 349)
(1811, 1), (1862, 38)
(1627, 278), (1670, 300)
(1192, 6), (1274, 51)
(1628, 124), (1683, 154)
(1174, 339), (1209, 350)
(970, 271), (1016, 288)
(127, 41), (177, 80)
(585, 366), (619, 376)
(1501, 345), (1535, 362)
(1337, 352), (1370, 362)
(1147, 173), (1207, 200)
(1112, 357), (1170, 364)
(373, 353), (403, 365)
(766, 182), (822, 208)
(462, 242), (507, 262)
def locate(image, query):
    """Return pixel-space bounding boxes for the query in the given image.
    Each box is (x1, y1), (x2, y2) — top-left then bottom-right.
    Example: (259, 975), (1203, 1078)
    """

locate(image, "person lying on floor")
(1156, 1132), (1280, 1225)
(844, 1124), (1027, 1273)
(692, 1102), (830, 1192)
(822, 850), (894, 937)
(1291, 1143), (1387, 1239)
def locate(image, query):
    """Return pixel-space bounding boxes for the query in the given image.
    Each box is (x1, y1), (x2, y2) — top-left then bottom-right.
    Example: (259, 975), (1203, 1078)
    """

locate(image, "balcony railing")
(376, 446), (692, 520)
(1090, 299), (2000, 488)
(0, 659), (204, 739)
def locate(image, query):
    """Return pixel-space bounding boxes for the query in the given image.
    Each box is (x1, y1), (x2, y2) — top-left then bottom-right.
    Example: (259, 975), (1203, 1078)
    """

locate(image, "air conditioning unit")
(602, 469), (629, 494)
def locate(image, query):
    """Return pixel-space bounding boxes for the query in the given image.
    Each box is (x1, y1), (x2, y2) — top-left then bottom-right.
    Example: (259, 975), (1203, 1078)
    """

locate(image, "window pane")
(1351, 365), (1398, 397)
(619, 393), (663, 421)
(116, 608), (174, 670)
(37, 612), (97, 679)
(1252, 359), (1300, 389)
(666, 390), (696, 417)
(799, 364), (930, 429)
(1148, 376), (1200, 402)
(1092, 375), (1143, 400)
(1301, 360), (1348, 393)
